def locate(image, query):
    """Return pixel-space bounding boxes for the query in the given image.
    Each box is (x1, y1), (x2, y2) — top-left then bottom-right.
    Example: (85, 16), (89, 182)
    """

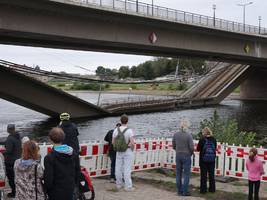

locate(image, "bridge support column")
(240, 67), (267, 100)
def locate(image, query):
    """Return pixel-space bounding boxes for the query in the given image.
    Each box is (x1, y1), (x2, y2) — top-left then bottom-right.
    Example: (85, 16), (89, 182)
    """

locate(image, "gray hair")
(180, 119), (190, 131)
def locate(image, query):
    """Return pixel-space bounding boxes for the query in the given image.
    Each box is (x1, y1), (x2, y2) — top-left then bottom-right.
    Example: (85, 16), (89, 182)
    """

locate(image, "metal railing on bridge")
(37, 138), (267, 182)
(53, 0), (267, 35)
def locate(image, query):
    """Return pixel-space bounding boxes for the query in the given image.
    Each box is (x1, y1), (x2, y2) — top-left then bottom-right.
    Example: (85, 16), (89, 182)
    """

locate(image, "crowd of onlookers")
(0, 114), (264, 200)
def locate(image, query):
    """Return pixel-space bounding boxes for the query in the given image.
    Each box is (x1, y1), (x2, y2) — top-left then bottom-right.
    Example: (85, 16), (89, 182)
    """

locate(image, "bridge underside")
(0, 66), (109, 118)
(0, 0), (266, 66)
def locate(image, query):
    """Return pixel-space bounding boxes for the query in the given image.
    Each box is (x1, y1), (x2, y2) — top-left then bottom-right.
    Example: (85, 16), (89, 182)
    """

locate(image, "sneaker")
(183, 192), (191, 196)
(124, 187), (135, 192)
(7, 192), (15, 198)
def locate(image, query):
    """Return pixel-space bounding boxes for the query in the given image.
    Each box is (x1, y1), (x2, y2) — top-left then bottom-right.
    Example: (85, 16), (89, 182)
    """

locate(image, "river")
(0, 91), (267, 145)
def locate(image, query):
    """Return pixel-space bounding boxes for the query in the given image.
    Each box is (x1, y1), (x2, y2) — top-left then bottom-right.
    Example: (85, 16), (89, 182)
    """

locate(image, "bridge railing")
(38, 138), (267, 181)
(55, 0), (267, 35)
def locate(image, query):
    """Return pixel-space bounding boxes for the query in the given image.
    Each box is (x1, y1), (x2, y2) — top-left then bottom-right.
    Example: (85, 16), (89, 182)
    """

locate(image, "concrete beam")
(0, 66), (109, 118)
(0, 0), (266, 65)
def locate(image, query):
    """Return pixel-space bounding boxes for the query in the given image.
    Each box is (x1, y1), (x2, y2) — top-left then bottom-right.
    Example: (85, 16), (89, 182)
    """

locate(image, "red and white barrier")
(37, 138), (267, 181)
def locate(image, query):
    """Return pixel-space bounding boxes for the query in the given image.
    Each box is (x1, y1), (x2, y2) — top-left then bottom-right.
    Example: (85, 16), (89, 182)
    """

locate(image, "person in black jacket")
(44, 127), (79, 200)
(3, 124), (21, 198)
(59, 113), (80, 155)
(104, 123), (121, 182)
(197, 127), (217, 194)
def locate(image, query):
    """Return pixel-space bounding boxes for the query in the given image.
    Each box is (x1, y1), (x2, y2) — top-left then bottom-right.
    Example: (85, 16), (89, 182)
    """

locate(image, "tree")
(199, 110), (256, 146)
(118, 66), (130, 79)
(95, 66), (106, 76)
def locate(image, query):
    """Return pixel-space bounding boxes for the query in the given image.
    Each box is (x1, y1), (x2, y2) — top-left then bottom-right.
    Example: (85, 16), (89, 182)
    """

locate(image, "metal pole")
(259, 16), (262, 34)
(97, 84), (102, 106)
(136, 0), (138, 12)
(152, 0), (154, 16)
(213, 4), (216, 27)
(175, 59), (179, 79)
(237, 2), (253, 32)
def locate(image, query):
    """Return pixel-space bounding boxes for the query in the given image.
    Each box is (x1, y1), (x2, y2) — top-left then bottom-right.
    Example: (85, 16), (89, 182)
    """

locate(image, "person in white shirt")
(112, 114), (135, 191)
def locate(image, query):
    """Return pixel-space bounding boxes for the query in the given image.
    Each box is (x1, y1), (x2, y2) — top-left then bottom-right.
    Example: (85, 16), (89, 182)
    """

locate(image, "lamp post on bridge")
(259, 16), (262, 34)
(152, 0), (155, 16)
(212, 4), (216, 27)
(136, 0), (138, 12)
(237, 1), (253, 32)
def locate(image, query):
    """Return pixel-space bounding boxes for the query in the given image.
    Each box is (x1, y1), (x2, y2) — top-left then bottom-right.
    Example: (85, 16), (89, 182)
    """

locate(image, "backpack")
(113, 128), (129, 152)
(202, 138), (216, 162)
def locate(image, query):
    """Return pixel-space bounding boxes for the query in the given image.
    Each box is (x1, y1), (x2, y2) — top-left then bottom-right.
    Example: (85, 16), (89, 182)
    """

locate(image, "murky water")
(0, 92), (267, 145)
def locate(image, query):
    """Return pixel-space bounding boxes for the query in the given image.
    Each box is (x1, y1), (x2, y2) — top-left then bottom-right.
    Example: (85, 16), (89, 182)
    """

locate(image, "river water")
(0, 92), (267, 145)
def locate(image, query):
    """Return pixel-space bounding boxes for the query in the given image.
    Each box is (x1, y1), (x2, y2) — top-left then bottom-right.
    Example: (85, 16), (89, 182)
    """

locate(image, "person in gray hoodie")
(172, 119), (194, 196)
(14, 140), (45, 200)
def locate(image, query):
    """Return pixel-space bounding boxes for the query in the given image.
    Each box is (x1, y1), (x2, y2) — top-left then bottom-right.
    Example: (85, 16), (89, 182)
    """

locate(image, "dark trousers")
(5, 162), (15, 194)
(110, 152), (116, 179)
(200, 162), (215, 193)
(248, 180), (260, 200)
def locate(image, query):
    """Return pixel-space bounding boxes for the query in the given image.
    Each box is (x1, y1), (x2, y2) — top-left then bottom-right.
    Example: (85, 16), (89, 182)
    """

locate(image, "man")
(3, 124), (21, 198)
(104, 123), (121, 182)
(59, 113), (80, 155)
(172, 119), (194, 196)
(44, 127), (79, 200)
(112, 114), (135, 191)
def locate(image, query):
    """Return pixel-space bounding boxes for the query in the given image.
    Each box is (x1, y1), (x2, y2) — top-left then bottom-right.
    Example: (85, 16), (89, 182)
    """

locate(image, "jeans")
(115, 149), (133, 189)
(109, 152), (116, 179)
(200, 162), (216, 193)
(175, 155), (191, 195)
(5, 162), (15, 194)
(248, 180), (260, 200)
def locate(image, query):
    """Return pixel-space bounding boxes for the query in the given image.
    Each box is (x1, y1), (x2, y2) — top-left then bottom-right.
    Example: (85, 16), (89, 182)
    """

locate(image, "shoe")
(124, 187), (135, 192)
(7, 192), (15, 198)
(200, 191), (207, 194)
(110, 178), (116, 183)
(182, 192), (191, 196)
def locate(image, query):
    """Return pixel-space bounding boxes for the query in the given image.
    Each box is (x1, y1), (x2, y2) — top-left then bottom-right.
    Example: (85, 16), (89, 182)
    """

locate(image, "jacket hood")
(54, 145), (73, 155)
(16, 159), (38, 173)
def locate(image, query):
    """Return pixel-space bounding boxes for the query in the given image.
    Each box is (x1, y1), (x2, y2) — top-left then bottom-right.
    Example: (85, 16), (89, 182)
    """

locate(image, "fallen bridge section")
(181, 63), (251, 105)
(0, 66), (109, 118)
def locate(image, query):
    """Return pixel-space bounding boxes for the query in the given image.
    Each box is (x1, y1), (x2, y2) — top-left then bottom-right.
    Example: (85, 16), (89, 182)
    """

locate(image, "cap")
(7, 124), (15, 130)
(60, 113), (70, 121)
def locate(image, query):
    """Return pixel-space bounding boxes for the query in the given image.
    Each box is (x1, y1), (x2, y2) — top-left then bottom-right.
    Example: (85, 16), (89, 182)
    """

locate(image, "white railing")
(38, 138), (267, 181)
(51, 0), (267, 36)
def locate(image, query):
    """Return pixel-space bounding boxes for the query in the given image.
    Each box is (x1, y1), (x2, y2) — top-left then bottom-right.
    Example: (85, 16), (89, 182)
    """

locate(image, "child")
(246, 148), (264, 200)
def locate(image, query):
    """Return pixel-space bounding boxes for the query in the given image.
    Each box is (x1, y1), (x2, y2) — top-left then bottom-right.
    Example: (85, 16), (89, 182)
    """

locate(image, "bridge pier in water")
(240, 67), (267, 100)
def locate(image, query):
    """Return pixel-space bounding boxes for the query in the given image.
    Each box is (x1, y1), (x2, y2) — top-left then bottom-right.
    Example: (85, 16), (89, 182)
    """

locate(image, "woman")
(246, 148), (264, 200)
(14, 140), (45, 200)
(197, 127), (217, 194)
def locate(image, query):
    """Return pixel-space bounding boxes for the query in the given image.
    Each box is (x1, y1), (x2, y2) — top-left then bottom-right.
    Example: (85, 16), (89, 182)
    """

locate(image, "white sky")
(0, 0), (266, 74)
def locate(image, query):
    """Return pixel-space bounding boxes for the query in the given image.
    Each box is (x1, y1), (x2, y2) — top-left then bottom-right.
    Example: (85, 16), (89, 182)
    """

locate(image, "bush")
(168, 84), (174, 90)
(70, 82), (101, 91)
(57, 83), (65, 87)
(199, 110), (256, 146)
(130, 84), (137, 90)
(105, 84), (110, 89)
(176, 82), (187, 91)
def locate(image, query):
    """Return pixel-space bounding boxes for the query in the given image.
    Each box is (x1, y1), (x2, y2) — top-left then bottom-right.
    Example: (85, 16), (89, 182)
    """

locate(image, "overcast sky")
(0, 0), (266, 74)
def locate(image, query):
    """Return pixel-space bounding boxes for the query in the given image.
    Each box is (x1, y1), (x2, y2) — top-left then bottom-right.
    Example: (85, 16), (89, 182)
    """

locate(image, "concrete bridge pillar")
(240, 67), (267, 100)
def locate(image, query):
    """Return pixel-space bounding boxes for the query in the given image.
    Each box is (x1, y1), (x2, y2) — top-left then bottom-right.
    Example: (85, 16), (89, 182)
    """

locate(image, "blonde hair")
(180, 119), (190, 131)
(202, 127), (213, 137)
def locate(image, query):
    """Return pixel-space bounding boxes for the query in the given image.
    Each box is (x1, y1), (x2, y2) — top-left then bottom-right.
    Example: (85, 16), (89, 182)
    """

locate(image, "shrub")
(176, 82), (187, 91)
(70, 82), (101, 91)
(57, 83), (65, 87)
(130, 84), (137, 90)
(199, 110), (256, 146)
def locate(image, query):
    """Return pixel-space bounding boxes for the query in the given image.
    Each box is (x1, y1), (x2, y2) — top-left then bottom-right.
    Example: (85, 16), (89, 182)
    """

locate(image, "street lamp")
(152, 0), (154, 16)
(259, 16), (262, 34)
(213, 4), (216, 27)
(136, 0), (138, 13)
(237, 1), (253, 32)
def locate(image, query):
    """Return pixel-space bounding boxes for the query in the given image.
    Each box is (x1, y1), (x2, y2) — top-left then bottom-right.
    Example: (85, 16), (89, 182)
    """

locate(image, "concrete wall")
(0, 0), (266, 65)
(240, 67), (267, 100)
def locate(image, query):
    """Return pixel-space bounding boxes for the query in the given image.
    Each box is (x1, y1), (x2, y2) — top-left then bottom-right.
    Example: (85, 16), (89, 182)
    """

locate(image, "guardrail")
(53, 0), (267, 35)
(38, 138), (267, 181)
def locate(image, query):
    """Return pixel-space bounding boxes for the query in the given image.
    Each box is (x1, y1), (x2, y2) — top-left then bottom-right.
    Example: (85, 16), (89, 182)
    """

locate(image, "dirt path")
(91, 178), (204, 200)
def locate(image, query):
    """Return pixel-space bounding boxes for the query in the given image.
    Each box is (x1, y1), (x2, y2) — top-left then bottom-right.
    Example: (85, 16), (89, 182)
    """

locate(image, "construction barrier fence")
(38, 138), (267, 181)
